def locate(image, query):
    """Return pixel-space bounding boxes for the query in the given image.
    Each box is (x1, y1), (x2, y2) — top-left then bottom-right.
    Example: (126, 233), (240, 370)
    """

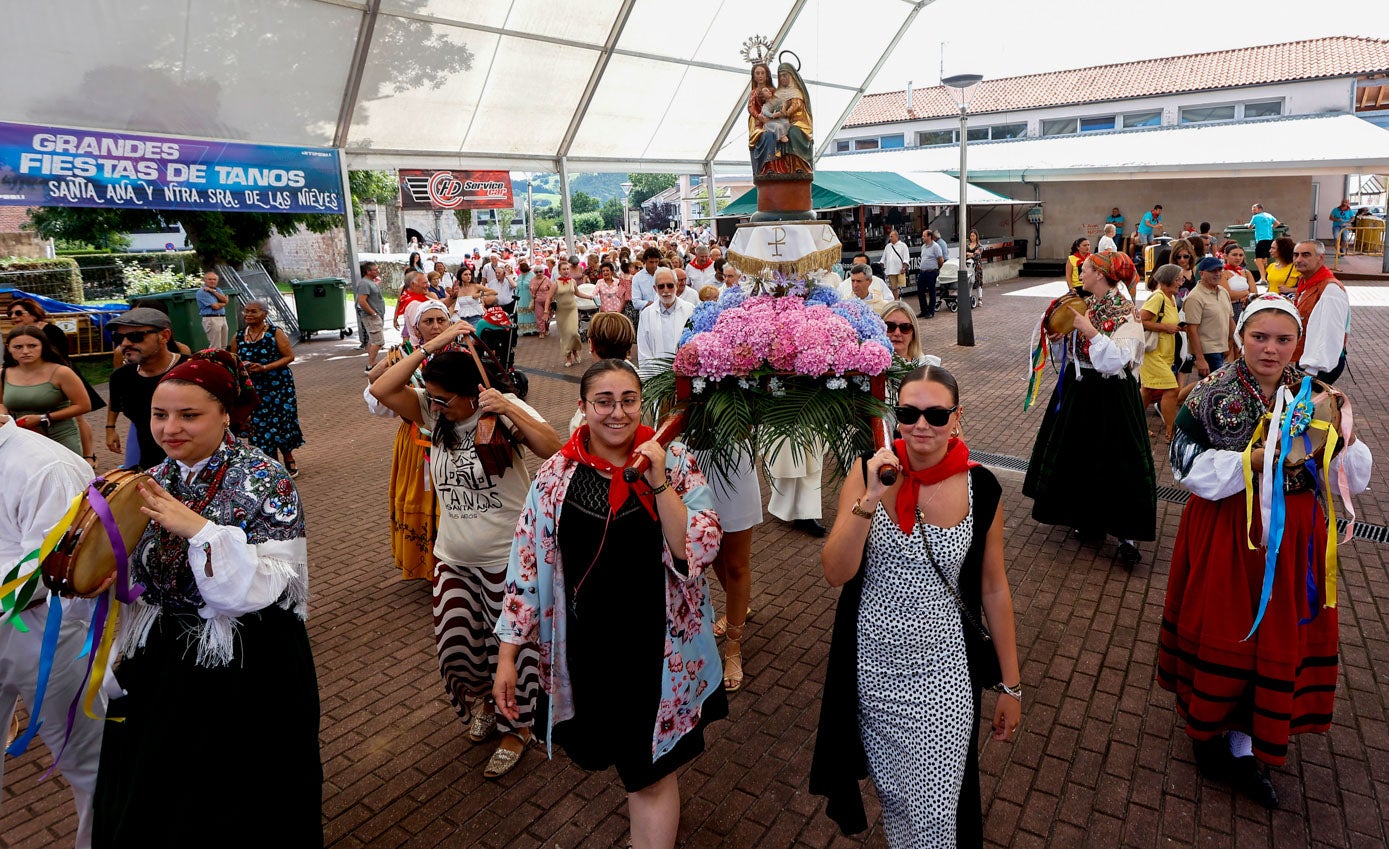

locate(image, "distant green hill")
(511, 172), (629, 204)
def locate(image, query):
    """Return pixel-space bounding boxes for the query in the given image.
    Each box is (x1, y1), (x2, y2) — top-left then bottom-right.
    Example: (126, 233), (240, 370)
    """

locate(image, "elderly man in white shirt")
(0, 406), (108, 849)
(637, 267), (694, 376)
(837, 263), (889, 315)
(881, 229), (910, 298)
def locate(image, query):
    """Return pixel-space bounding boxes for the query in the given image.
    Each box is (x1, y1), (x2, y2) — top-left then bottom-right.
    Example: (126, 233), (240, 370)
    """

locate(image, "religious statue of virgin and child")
(746, 54), (814, 176)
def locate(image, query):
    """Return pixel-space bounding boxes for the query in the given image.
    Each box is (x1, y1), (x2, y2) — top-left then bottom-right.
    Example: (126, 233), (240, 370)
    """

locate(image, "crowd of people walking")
(0, 211), (1373, 849)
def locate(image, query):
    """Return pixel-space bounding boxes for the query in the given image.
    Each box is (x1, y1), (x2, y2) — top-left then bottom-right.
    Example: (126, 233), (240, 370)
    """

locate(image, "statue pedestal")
(751, 175), (814, 223)
(727, 220), (841, 278)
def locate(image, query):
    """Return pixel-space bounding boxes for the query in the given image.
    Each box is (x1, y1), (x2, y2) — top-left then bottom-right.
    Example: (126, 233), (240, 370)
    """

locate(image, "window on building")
(1079, 116), (1116, 133)
(1041, 118), (1078, 136)
(1243, 100), (1282, 118)
(916, 130), (955, 146)
(966, 127), (990, 142)
(992, 123), (1027, 139)
(835, 140), (850, 152)
(1180, 105), (1237, 123)
(854, 138), (879, 151)
(1122, 110), (1162, 128)
(880, 134), (905, 149)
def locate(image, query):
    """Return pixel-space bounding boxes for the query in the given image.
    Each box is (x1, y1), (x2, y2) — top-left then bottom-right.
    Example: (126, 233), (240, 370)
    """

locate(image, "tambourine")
(1042, 292), (1088, 335)
(42, 470), (153, 596)
(1257, 380), (1346, 468)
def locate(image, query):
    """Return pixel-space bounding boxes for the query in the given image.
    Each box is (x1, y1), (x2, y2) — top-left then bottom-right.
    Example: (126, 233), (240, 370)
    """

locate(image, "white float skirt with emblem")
(727, 221), (841, 278)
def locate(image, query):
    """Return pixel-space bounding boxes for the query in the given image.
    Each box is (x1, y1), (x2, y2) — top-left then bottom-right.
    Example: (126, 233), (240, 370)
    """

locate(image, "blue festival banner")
(0, 121), (344, 215)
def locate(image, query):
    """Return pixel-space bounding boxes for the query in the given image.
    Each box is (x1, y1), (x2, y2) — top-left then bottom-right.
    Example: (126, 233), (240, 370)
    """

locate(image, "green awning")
(721, 171), (950, 216)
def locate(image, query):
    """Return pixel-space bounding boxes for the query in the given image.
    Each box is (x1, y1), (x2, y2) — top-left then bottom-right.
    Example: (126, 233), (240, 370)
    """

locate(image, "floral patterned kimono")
(495, 441), (724, 764)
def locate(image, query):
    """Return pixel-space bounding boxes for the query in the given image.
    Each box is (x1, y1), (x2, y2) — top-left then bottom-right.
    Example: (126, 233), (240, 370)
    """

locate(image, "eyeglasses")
(893, 404), (958, 427)
(425, 392), (472, 409)
(9, 307), (28, 317)
(883, 320), (914, 334)
(585, 397), (641, 415)
(111, 330), (154, 344)
(1175, 254), (1191, 260)
(654, 283), (676, 291)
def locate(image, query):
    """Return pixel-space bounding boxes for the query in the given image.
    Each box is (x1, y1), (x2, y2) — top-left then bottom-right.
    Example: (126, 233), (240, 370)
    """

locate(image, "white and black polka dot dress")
(857, 480), (974, 848)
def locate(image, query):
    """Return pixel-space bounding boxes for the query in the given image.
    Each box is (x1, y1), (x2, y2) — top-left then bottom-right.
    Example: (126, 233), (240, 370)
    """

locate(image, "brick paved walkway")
(7, 276), (1389, 848)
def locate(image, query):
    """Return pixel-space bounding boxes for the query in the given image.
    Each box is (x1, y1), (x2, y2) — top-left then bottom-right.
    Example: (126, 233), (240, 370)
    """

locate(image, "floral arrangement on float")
(642, 272), (908, 483)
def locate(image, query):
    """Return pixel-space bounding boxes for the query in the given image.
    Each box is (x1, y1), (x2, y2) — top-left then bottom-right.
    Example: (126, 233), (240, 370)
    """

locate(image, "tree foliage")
(348, 170), (399, 218)
(570, 191), (599, 215)
(26, 207), (338, 268)
(626, 173), (677, 207)
(573, 211), (604, 234)
(599, 197), (624, 231)
(452, 208), (473, 237)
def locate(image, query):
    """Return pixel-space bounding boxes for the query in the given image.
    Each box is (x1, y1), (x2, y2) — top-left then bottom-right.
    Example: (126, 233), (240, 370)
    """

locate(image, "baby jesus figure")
(754, 85), (790, 143)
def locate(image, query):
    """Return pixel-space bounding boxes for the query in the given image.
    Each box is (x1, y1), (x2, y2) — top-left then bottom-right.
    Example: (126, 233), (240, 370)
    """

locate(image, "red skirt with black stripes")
(1157, 489), (1338, 765)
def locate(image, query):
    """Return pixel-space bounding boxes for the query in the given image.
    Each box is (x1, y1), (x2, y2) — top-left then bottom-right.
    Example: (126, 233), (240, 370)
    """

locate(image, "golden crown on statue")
(739, 34), (775, 65)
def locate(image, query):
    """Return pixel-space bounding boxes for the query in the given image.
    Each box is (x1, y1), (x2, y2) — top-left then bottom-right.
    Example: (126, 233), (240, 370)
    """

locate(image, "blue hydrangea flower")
(689, 301), (723, 333)
(718, 287), (746, 309)
(830, 301), (885, 341)
(679, 328), (696, 348)
(806, 285), (840, 307)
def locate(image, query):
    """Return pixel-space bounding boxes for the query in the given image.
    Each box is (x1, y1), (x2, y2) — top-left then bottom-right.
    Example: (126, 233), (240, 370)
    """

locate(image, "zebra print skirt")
(432, 561), (541, 736)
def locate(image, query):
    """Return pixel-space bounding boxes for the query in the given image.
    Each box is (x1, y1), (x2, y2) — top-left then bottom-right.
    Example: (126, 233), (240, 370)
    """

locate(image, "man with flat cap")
(104, 308), (184, 470)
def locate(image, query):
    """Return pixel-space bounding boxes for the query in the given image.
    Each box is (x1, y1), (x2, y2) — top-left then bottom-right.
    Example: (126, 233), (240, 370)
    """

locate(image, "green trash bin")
(131, 288), (207, 350)
(1222, 224), (1289, 254)
(289, 278), (351, 342)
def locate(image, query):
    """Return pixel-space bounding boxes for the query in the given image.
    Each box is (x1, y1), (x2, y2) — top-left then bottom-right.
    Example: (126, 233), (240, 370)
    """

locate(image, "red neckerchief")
(1071, 251), (1089, 265)
(689, 257), (713, 271)
(1295, 264), (1336, 298)
(1224, 263), (1243, 275)
(561, 424), (660, 519)
(892, 437), (979, 535)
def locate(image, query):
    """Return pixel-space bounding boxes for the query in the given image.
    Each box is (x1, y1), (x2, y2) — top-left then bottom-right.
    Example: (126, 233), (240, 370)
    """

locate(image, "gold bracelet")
(648, 476), (671, 495)
(851, 498), (876, 519)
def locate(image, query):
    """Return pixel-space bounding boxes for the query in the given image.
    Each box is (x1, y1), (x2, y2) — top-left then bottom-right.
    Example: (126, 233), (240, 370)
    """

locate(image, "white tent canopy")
(5, 0), (932, 174)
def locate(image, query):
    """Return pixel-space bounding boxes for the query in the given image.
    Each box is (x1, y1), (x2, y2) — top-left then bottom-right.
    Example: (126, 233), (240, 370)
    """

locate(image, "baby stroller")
(937, 258), (982, 312)
(575, 283), (600, 343)
(474, 307), (528, 400)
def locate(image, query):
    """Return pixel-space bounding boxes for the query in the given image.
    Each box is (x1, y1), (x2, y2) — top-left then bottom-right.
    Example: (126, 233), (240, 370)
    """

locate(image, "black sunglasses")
(883, 320), (914, 334)
(111, 330), (153, 344)
(894, 404), (958, 427)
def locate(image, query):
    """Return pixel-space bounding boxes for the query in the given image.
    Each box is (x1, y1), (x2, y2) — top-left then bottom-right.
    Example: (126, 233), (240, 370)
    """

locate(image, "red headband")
(162, 350), (259, 429)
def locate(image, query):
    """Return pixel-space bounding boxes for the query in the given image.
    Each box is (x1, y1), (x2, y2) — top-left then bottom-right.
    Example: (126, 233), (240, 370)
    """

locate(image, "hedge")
(70, 251), (199, 298)
(0, 256), (83, 303)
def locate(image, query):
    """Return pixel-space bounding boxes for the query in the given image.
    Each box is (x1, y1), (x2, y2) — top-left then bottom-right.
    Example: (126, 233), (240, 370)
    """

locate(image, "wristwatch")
(40, 413), (51, 427)
(851, 498), (876, 519)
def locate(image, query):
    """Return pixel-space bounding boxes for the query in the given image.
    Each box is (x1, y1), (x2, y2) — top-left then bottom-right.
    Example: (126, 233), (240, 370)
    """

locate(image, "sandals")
(284, 460), (300, 479)
(722, 623), (745, 693)
(468, 701), (497, 743)
(714, 607), (753, 637)
(483, 731), (530, 780)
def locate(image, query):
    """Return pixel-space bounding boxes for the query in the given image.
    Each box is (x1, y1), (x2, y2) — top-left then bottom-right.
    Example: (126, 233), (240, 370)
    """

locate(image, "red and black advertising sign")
(398, 169), (513, 210)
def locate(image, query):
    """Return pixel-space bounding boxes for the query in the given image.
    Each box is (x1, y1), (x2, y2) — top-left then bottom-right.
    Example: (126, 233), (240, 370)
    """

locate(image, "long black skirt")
(1022, 364), (1156, 541)
(94, 605), (322, 848)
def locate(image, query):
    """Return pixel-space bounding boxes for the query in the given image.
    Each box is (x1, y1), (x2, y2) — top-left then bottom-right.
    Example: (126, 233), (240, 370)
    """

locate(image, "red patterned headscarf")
(1086, 250), (1136, 286)
(161, 349), (259, 429)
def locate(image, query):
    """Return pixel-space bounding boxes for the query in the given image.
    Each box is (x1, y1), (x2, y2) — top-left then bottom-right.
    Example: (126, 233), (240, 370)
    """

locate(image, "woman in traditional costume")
(94, 350), (321, 847)
(494, 359), (726, 849)
(812, 365), (1021, 848)
(363, 299), (452, 581)
(1023, 250), (1155, 566)
(1158, 294), (1372, 808)
(371, 320), (559, 778)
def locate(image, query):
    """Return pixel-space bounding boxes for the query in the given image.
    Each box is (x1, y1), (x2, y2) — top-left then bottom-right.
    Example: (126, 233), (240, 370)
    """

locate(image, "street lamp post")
(620, 180), (634, 237)
(943, 73), (983, 347)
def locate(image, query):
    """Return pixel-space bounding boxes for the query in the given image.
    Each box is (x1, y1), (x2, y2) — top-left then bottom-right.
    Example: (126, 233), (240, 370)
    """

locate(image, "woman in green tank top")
(2, 325), (90, 457)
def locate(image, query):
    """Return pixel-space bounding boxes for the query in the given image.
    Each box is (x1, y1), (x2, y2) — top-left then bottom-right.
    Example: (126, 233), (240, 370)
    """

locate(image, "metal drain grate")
(976, 451), (1389, 545)
(970, 451), (1031, 473)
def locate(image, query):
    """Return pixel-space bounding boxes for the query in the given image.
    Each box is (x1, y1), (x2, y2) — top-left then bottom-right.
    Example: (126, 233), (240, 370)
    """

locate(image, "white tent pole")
(334, 0), (381, 148)
(705, 162), (718, 222)
(557, 0), (638, 159)
(813, 0), (936, 164)
(338, 151), (361, 283)
(559, 157), (576, 257)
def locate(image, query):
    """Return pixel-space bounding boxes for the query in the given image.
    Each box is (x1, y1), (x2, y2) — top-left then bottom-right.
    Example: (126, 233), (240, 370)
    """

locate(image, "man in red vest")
(1290, 240), (1349, 383)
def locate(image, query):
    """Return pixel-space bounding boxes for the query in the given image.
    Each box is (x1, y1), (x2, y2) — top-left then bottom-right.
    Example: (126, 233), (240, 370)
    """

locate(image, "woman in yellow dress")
(1138, 264), (1183, 441)
(1263, 237), (1300, 294)
(365, 299), (452, 580)
(554, 260), (582, 367)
